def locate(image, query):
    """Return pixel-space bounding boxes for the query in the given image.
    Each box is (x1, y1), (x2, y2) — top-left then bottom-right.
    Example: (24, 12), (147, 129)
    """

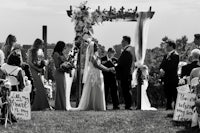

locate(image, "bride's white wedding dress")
(75, 54), (106, 111)
(65, 42), (106, 111)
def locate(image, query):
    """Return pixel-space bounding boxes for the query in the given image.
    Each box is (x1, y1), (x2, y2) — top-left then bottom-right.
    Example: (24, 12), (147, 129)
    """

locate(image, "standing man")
(101, 47), (119, 110)
(160, 41), (179, 110)
(116, 36), (136, 110)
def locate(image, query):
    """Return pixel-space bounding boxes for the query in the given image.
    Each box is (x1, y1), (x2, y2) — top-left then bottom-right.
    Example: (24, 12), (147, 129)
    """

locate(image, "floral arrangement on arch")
(70, 1), (105, 43)
(68, 1), (141, 44)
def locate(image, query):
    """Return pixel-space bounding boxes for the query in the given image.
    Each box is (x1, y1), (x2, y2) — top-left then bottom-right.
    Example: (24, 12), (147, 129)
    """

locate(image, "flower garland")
(68, 1), (154, 45)
(71, 1), (104, 43)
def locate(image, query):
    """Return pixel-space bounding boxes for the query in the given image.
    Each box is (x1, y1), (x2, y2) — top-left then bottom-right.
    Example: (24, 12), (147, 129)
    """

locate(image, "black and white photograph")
(0, 0), (200, 132)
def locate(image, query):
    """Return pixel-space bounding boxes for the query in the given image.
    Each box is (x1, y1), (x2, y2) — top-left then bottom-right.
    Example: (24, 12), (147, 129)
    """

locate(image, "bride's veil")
(82, 41), (94, 84)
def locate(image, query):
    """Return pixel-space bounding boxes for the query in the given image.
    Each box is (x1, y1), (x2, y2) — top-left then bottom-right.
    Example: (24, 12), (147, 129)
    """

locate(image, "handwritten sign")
(177, 84), (190, 93)
(173, 85), (196, 121)
(9, 91), (31, 120)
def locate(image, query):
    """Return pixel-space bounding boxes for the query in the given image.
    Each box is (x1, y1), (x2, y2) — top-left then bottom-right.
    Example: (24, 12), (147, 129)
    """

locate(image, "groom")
(116, 36), (136, 110)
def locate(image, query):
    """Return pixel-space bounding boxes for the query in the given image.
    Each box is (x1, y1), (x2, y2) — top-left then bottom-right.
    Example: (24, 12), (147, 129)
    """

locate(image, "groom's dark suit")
(101, 56), (119, 108)
(116, 45), (135, 109)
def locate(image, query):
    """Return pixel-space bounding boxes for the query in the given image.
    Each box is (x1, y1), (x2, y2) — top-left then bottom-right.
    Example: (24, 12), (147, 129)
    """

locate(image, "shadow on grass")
(165, 112), (200, 133)
(176, 126), (200, 133)
(172, 121), (199, 133)
(166, 113), (174, 118)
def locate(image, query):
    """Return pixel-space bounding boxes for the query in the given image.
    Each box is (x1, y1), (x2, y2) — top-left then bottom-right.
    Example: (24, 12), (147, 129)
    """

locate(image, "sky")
(0, 0), (200, 50)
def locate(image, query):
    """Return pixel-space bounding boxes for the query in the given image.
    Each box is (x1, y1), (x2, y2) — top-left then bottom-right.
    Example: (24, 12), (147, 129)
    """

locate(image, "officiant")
(101, 47), (120, 110)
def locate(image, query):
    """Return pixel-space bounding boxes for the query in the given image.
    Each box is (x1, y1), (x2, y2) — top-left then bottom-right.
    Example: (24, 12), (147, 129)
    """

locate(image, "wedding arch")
(66, 1), (155, 109)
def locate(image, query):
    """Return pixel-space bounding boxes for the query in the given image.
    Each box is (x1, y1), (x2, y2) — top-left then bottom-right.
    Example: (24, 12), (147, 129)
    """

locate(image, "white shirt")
(106, 55), (111, 61)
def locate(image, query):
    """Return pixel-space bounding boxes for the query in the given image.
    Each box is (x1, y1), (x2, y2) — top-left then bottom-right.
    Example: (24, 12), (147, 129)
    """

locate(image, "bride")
(132, 65), (157, 110)
(67, 39), (113, 111)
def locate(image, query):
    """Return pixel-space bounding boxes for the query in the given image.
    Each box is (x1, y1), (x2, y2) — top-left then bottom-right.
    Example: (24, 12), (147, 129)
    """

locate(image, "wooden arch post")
(42, 25), (48, 80)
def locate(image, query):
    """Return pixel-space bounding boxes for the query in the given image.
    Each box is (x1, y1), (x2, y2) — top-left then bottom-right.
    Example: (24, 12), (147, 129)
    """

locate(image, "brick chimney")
(194, 34), (200, 46)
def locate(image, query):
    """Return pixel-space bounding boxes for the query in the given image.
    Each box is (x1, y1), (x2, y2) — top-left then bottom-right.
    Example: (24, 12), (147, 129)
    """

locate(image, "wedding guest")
(116, 36), (136, 110)
(101, 47), (119, 110)
(190, 55), (200, 83)
(52, 41), (71, 110)
(1, 51), (25, 91)
(2, 34), (16, 62)
(190, 54), (200, 128)
(27, 38), (50, 111)
(12, 45), (35, 104)
(181, 49), (200, 78)
(160, 40), (179, 110)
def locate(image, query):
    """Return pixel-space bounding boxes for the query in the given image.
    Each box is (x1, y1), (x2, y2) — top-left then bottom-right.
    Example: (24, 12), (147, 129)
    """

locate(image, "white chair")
(6, 75), (19, 91)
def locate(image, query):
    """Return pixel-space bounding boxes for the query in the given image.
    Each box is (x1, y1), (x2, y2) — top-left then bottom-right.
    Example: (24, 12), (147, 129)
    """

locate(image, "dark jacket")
(181, 61), (200, 78)
(160, 51), (179, 83)
(101, 56), (117, 82)
(116, 46), (135, 81)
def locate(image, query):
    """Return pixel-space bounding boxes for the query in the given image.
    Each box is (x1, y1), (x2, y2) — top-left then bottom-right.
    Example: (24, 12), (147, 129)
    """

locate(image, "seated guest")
(1, 51), (25, 91)
(12, 46), (35, 104)
(190, 51), (200, 128)
(179, 49), (200, 85)
(182, 49), (200, 78)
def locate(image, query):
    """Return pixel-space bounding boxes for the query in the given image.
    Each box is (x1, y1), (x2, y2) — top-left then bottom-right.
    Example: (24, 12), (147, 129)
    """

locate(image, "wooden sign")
(173, 85), (196, 121)
(9, 91), (31, 120)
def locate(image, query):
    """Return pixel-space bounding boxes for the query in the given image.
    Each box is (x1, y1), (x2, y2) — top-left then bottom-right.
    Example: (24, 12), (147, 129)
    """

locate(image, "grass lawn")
(0, 107), (195, 133)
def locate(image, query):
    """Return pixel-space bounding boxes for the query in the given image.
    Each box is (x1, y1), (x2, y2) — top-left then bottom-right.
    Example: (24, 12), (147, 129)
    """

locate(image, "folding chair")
(6, 75), (19, 91)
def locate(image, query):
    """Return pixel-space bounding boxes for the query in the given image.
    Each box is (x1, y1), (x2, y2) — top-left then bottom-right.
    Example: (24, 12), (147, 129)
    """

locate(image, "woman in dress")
(52, 41), (72, 110)
(2, 34), (16, 62)
(73, 40), (113, 111)
(27, 38), (50, 111)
